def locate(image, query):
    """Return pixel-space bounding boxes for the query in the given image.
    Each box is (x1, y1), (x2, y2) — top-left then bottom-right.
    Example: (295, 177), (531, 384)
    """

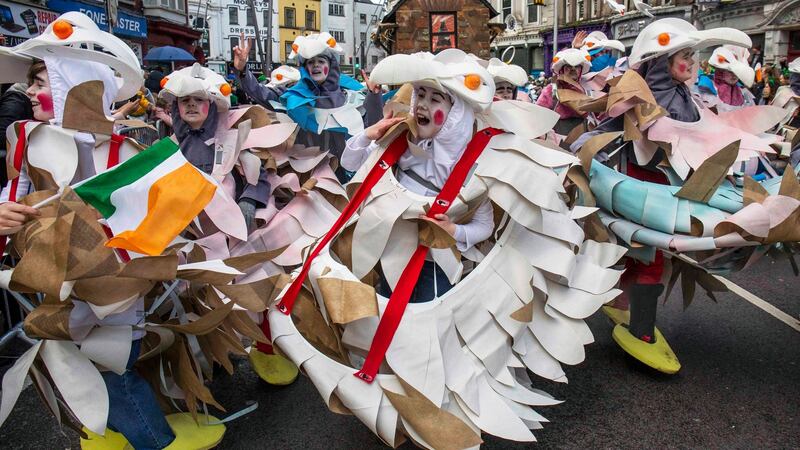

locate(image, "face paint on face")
(178, 95), (211, 129)
(413, 86), (453, 139)
(669, 49), (696, 83)
(306, 56), (330, 83)
(495, 81), (516, 100)
(26, 69), (54, 122)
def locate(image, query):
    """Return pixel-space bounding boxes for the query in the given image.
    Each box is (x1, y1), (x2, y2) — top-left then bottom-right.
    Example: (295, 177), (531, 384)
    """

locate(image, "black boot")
(627, 284), (664, 343)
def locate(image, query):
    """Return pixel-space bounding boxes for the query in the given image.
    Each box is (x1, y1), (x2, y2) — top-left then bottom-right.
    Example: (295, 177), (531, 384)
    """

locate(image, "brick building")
(375, 0), (501, 58)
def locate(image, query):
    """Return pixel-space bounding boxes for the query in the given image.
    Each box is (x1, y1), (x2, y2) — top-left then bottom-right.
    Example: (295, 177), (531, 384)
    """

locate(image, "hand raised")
(364, 110), (405, 141)
(233, 32), (252, 72)
(572, 30), (588, 49)
(362, 69), (380, 94)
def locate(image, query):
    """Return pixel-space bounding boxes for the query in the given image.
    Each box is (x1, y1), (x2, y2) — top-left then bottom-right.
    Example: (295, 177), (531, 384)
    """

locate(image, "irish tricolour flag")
(74, 138), (235, 256)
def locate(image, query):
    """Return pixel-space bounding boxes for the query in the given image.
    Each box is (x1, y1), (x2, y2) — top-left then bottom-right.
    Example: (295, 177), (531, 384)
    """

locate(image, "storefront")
(145, 17), (202, 66)
(492, 27), (544, 76)
(611, 5), (691, 51)
(696, 0), (800, 64)
(0, 0), (58, 47)
(541, 22), (608, 76)
(46, 0), (147, 64)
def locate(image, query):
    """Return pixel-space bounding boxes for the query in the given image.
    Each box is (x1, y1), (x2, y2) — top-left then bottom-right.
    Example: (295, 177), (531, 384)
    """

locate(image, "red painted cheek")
(201, 103), (209, 114)
(679, 63), (687, 73)
(433, 109), (445, 126)
(323, 67), (329, 76)
(37, 93), (53, 113)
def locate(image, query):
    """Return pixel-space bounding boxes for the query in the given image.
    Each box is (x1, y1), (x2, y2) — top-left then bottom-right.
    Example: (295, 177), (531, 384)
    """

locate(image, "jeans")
(378, 260), (453, 303)
(101, 339), (176, 450)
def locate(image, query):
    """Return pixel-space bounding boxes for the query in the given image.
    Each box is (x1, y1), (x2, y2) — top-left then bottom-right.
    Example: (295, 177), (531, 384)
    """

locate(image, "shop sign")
(47, 0), (147, 39)
(0, 0), (58, 45)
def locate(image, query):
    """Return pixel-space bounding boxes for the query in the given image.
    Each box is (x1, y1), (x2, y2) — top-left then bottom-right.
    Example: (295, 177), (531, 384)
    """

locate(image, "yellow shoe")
(163, 413), (225, 450)
(612, 324), (681, 374)
(248, 348), (299, 385)
(80, 428), (129, 450)
(602, 305), (630, 325)
(80, 413), (225, 450)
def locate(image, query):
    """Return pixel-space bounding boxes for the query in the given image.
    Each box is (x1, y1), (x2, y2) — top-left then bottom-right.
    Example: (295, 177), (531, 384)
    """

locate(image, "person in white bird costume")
(265, 48), (627, 448)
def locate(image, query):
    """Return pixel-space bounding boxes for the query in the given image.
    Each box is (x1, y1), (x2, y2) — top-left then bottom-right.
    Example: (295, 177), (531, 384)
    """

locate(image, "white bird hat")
(160, 63), (232, 111)
(581, 31), (625, 54)
(486, 58), (528, 87)
(369, 48), (496, 111)
(269, 65), (301, 86)
(708, 45), (755, 88)
(628, 18), (751, 68)
(0, 11), (143, 101)
(288, 32), (344, 63)
(551, 48), (592, 74)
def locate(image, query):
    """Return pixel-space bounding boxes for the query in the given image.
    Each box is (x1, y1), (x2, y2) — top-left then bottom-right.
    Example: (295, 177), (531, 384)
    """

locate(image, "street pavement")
(0, 256), (798, 449)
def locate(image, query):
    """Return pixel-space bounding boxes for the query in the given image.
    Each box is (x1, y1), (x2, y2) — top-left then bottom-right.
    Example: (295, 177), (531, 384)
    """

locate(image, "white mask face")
(413, 86), (453, 139)
(495, 81), (515, 100)
(305, 56), (330, 83)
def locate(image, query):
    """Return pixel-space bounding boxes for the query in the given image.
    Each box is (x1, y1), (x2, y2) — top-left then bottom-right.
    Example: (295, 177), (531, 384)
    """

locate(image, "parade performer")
(484, 58), (528, 100)
(536, 47), (594, 136)
(770, 58), (800, 167)
(576, 31), (627, 98)
(695, 45), (756, 112)
(234, 32), (386, 385)
(0, 12), (282, 448)
(233, 32), (384, 180)
(570, 18), (797, 374)
(265, 48), (626, 447)
(160, 63), (271, 233)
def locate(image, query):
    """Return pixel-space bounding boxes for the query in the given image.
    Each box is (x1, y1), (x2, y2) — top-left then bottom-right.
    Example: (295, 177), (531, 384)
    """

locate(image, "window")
(577, 0), (585, 20)
(305, 10), (315, 30)
(429, 13), (456, 53)
(502, 0), (511, 19)
(527, 0), (539, 23)
(229, 7), (238, 25)
(360, 13), (367, 24)
(331, 30), (345, 43)
(247, 8), (255, 26)
(371, 55), (378, 64)
(263, 10), (269, 26)
(285, 41), (294, 58)
(230, 36), (239, 59)
(284, 7), (295, 27)
(360, 32), (366, 44)
(144, 0), (185, 12)
(329, 4), (344, 16)
(249, 39), (257, 59)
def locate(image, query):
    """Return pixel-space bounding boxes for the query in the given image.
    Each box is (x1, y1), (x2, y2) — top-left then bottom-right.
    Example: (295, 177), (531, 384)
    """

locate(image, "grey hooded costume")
(171, 101), (270, 208)
(235, 55), (384, 181)
(570, 54), (701, 162)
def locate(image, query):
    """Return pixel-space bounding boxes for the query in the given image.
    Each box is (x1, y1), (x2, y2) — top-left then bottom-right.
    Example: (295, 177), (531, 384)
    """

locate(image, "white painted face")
(413, 86), (453, 139)
(177, 95), (211, 129)
(305, 56), (330, 83)
(495, 81), (515, 100)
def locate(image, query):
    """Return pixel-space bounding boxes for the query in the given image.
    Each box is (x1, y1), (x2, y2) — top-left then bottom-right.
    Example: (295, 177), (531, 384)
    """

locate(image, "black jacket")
(0, 88), (33, 187)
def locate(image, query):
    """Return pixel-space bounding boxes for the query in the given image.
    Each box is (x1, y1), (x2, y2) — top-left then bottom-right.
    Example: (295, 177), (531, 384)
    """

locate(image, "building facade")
(321, 0), (354, 67)
(277, 0), (321, 61)
(354, 0), (385, 71)
(376, 0), (500, 58)
(696, 0), (800, 65)
(189, 0), (281, 75)
(141, 0), (202, 62)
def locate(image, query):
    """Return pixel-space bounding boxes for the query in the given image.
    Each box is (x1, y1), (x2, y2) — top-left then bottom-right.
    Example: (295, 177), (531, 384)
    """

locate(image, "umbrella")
(144, 46), (195, 70)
